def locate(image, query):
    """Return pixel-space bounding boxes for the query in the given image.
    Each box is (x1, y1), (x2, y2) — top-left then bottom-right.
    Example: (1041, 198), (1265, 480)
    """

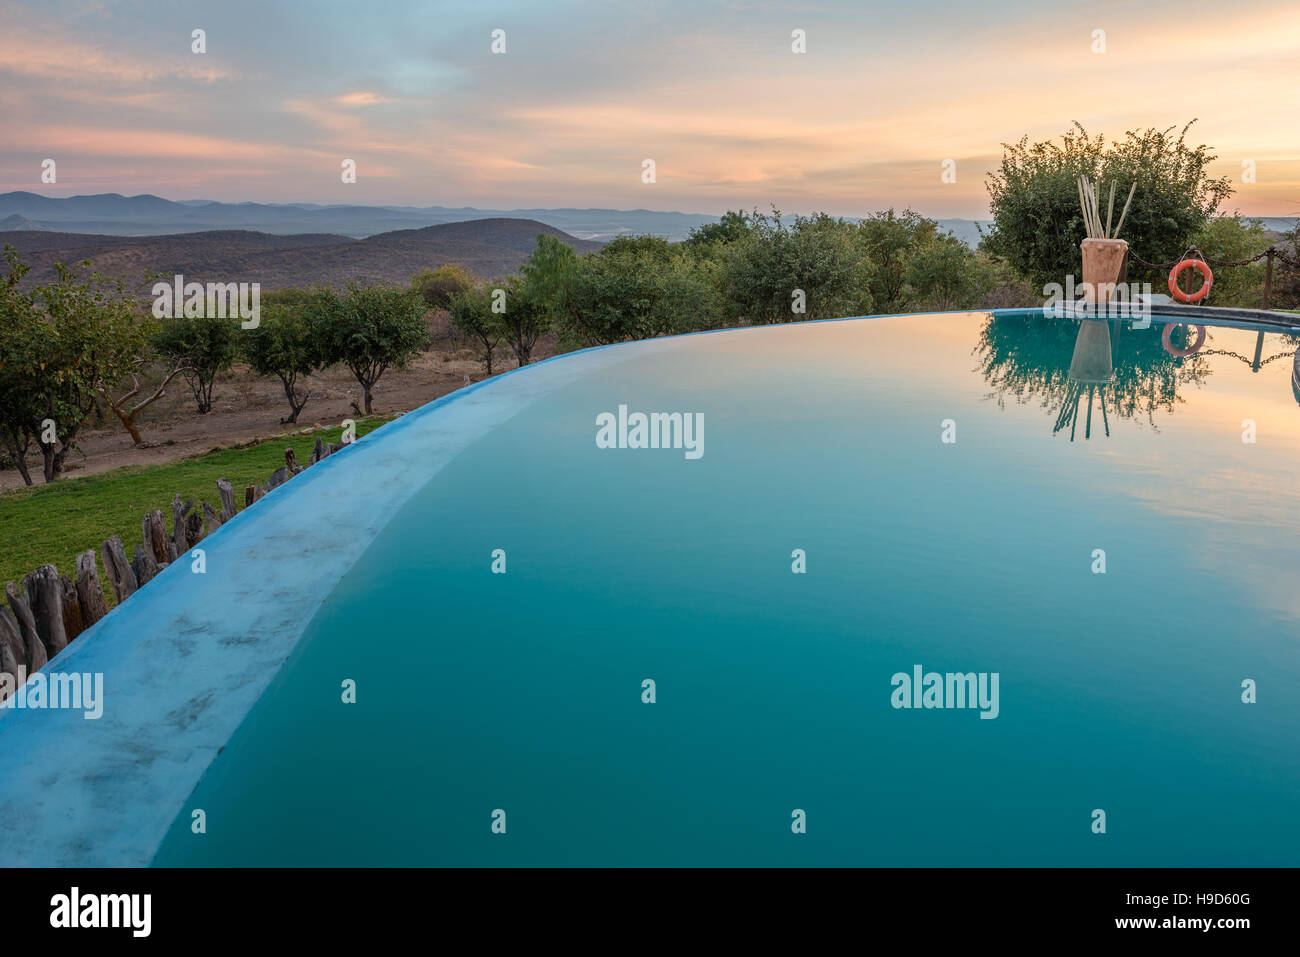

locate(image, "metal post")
(1262, 247), (1275, 311)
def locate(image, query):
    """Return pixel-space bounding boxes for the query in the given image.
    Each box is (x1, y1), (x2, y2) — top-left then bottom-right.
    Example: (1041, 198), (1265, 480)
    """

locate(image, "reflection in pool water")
(976, 315), (1300, 441)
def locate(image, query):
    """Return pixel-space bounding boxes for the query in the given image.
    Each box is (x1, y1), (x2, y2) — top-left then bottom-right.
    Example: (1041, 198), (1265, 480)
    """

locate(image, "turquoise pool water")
(134, 312), (1300, 864)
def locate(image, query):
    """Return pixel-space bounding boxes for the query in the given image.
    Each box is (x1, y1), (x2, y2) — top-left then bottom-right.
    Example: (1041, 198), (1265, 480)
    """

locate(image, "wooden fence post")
(60, 574), (85, 642)
(132, 544), (161, 587)
(171, 494), (188, 559)
(144, 511), (169, 565)
(217, 479), (238, 523)
(75, 551), (108, 630)
(202, 501), (222, 534)
(0, 606), (27, 672)
(5, 581), (46, 670)
(23, 565), (68, 657)
(101, 536), (138, 604)
(184, 508), (204, 548)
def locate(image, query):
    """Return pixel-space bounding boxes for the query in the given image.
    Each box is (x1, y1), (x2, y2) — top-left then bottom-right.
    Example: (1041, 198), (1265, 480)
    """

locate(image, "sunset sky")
(2, 0), (1298, 218)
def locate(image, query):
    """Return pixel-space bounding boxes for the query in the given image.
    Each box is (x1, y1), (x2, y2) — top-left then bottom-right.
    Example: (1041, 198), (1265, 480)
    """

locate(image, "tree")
(0, 248), (39, 485)
(981, 122), (1234, 288)
(0, 251), (146, 483)
(554, 247), (721, 347)
(448, 286), (503, 375)
(857, 210), (944, 314)
(312, 282), (429, 414)
(156, 312), (239, 414)
(1272, 223), (1300, 311)
(717, 209), (870, 324)
(93, 342), (188, 446)
(904, 237), (996, 312)
(519, 233), (579, 325)
(1189, 215), (1270, 307)
(683, 210), (754, 252)
(242, 289), (322, 423)
(411, 264), (476, 310)
(494, 279), (549, 367)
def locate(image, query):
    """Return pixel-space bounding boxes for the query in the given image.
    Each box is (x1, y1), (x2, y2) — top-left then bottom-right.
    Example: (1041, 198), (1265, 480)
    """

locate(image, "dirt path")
(1, 340), (527, 492)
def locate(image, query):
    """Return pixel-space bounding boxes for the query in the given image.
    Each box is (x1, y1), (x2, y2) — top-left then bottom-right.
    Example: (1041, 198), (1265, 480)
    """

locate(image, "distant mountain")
(0, 192), (720, 242)
(0, 218), (603, 290)
(0, 213), (49, 231)
(2, 193), (1290, 247)
(937, 219), (991, 247)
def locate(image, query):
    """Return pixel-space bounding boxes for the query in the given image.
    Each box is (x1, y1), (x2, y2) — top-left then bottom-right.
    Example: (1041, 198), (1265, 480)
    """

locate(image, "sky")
(2, 0), (1299, 218)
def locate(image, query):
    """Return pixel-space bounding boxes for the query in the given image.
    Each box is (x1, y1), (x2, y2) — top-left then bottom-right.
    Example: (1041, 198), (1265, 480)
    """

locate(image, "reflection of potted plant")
(1078, 175), (1136, 304)
(1069, 320), (1113, 383)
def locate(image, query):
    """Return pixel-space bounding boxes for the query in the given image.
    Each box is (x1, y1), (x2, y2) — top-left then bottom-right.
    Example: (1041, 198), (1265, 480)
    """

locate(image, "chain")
(1196, 349), (1293, 366)
(1126, 247), (1276, 270)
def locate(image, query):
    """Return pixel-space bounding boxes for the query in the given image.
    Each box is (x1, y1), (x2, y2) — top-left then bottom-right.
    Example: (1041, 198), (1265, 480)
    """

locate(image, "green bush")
(156, 312), (239, 415)
(448, 285), (503, 375)
(717, 210), (871, 324)
(981, 122), (1234, 288)
(310, 283), (430, 414)
(241, 289), (323, 423)
(411, 264), (477, 310)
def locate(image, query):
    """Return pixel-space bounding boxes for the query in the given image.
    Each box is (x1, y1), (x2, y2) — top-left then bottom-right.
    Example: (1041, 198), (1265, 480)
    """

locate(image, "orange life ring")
(1168, 259), (1213, 303)
(1161, 323), (1206, 357)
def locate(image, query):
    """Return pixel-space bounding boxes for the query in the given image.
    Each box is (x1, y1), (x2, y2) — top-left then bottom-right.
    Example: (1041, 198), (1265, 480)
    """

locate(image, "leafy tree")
(156, 312), (239, 414)
(92, 324), (187, 446)
(1188, 215), (1270, 307)
(1272, 223), (1300, 311)
(557, 247), (721, 347)
(495, 279), (550, 366)
(0, 249), (39, 485)
(904, 237), (996, 312)
(312, 282), (429, 414)
(519, 233), (579, 324)
(717, 209), (870, 324)
(411, 264), (476, 310)
(683, 211), (754, 252)
(448, 285), (503, 375)
(242, 289), (322, 423)
(857, 209), (945, 314)
(0, 251), (146, 483)
(599, 234), (675, 261)
(982, 122), (1234, 288)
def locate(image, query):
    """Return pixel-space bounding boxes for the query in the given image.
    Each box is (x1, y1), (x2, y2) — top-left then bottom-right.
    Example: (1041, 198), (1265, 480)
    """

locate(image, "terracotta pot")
(1080, 238), (1128, 305)
(1068, 320), (1114, 384)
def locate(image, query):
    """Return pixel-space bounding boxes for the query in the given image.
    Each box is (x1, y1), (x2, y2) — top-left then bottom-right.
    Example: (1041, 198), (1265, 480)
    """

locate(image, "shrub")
(156, 312), (239, 414)
(448, 286), (503, 375)
(982, 122), (1234, 288)
(411, 264), (477, 310)
(241, 289), (323, 423)
(311, 283), (429, 414)
(717, 210), (871, 324)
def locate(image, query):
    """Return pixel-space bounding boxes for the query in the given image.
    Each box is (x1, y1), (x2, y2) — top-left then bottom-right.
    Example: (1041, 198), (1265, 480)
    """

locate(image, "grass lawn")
(0, 416), (393, 607)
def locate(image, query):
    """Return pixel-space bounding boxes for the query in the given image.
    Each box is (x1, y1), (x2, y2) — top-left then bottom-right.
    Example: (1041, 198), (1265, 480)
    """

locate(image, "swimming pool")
(4, 309), (1299, 866)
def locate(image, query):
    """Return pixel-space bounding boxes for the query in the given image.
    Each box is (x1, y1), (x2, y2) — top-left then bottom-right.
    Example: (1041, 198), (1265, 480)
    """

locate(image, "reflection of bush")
(974, 313), (1213, 430)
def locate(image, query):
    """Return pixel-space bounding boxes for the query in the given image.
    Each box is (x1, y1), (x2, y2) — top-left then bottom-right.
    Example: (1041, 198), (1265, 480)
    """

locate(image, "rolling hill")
(0, 219), (603, 290)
